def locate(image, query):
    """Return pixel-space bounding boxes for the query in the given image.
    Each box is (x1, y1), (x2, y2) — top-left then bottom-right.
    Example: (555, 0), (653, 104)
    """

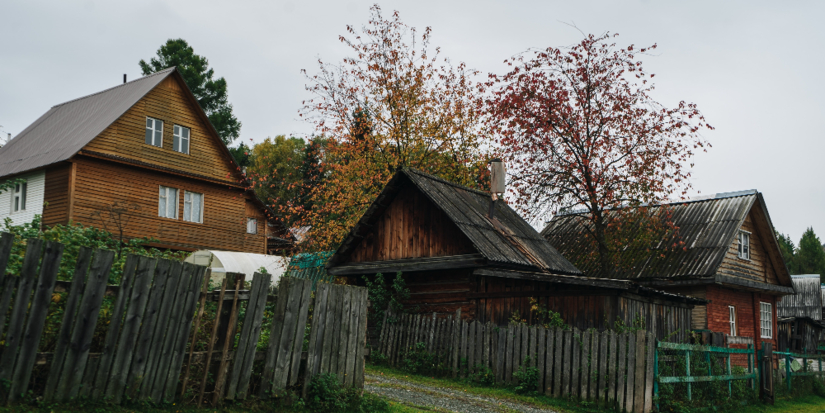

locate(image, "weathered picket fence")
(0, 233), (368, 406)
(377, 309), (656, 413)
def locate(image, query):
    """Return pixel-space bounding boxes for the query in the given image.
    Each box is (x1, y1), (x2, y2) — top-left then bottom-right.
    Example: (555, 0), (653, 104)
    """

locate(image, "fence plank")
(599, 330), (609, 404)
(504, 325), (514, 384)
(574, 329), (584, 399)
(644, 332), (654, 413)
(625, 331), (637, 413)
(106, 256), (157, 403)
(177, 265), (207, 401)
(633, 330), (645, 413)
(537, 327), (546, 393)
(483, 323), (491, 372)
(544, 328), (554, 395)
(354, 288), (369, 389)
(0, 238), (43, 397)
(617, 332), (627, 410)
(148, 262), (189, 401)
(477, 322), (485, 373)
(321, 285), (340, 374)
(271, 277), (304, 393)
(553, 327), (563, 397)
(140, 260), (184, 400)
(213, 278), (242, 405)
(608, 331), (617, 405)
(126, 259), (172, 399)
(301, 281), (328, 398)
(562, 329), (572, 398)
(92, 255), (137, 399)
(8, 241), (64, 402)
(451, 309), (460, 376)
(56, 249), (115, 401)
(290, 279), (312, 386)
(590, 330), (599, 401)
(529, 326), (537, 370)
(44, 246), (93, 401)
(468, 321), (476, 375)
(261, 277), (291, 396)
(496, 325), (505, 384)
(165, 266), (206, 402)
(344, 287), (362, 387)
(234, 272), (271, 399)
(334, 286), (353, 383)
(197, 277), (228, 406)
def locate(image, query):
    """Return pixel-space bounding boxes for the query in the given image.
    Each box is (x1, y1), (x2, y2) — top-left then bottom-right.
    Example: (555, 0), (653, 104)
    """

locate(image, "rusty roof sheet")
(541, 191), (759, 280)
(0, 68), (175, 178)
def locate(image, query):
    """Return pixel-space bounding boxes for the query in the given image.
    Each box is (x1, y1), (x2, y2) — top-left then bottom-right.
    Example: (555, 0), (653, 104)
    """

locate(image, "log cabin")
(543, 190), (796, 349)
(0, 68), (277, 253)
(327, 168), (704, 341)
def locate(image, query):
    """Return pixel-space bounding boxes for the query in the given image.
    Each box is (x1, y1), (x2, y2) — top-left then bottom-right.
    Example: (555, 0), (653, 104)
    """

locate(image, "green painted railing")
(774, 351), (825, 390)
(655, 340), (757, 410)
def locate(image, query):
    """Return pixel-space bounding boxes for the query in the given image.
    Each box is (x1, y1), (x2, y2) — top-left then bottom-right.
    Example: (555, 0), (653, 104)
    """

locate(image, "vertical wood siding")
(43, 164), (71, 227)
(717, 208), (779, 285)
(349, 187), (475, 262)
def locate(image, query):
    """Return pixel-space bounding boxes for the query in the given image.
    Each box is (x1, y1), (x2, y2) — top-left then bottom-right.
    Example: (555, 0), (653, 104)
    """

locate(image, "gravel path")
(365, 374), (558, 413)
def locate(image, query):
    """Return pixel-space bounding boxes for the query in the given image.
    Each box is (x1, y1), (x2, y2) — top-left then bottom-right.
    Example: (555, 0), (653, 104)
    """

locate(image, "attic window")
(738, 231), (750, 260)
(173, 125), (190, 154)
(145, 117), (163, 147)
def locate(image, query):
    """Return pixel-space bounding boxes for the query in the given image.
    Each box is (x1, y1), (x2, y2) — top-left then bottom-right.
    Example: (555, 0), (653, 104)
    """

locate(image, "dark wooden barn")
(777, 316), (824, 354)
(778, 274), (822, 320)
(327, 168), (703, 340)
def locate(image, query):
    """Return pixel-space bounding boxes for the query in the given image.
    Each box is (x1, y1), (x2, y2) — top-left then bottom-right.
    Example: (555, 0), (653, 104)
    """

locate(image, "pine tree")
(795, 228), (825, 281)
(776, 231), (797, 274)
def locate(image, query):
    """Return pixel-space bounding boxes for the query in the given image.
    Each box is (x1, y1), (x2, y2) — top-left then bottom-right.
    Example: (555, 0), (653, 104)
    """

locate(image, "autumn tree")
(245, 136), (307, 226)
(487, 33), (712, 275)
(295, 5), (490, 250)
(140, 39), (242, 144)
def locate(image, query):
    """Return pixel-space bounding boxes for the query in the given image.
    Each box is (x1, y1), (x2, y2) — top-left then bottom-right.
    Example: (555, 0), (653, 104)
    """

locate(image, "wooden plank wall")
(349, 187), (476, 263)
(378, 312), (657, 413)
(404, 270), (473, 317)
(42, 163), (72, 227)
(717, 208), (780, 286)
(69, 156), (265, 253)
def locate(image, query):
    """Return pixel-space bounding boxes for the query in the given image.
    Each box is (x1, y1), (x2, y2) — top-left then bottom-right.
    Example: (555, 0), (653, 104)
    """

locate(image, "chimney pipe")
(488, 159), (505, 219)
(123, 74), (127, 84)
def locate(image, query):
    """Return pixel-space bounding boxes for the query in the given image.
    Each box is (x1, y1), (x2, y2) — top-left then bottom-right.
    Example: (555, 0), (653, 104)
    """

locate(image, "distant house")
(543, 190), (795, 349)
(327, 168), (703, 340)
(0, 68), (277, 253)
(777, 274), (824, 353)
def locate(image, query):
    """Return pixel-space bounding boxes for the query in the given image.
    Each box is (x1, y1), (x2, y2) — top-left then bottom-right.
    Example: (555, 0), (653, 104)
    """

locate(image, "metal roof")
(542, 191), (792, 288)
(778, 274), (823, 320)
(331, 168), (581, 275)
(0, 68), (176, 178)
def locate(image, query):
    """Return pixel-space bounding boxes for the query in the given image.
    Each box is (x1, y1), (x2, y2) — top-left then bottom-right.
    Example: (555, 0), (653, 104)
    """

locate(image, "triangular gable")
(82, 71), (242, 184)
(346, 179), (477, 263)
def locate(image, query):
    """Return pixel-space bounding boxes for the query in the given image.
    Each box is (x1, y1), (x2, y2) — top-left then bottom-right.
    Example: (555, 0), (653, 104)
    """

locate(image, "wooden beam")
(716, 274), (795, 295)
(67, 161), (76, 222)
(328, 253), (486, 276)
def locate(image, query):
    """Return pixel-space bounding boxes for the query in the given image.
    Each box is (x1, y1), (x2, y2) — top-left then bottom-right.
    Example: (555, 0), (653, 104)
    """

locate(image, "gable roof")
(328, 168), (581, 275)
(0, 67), (244, 182)
(541, 190), (793, 291)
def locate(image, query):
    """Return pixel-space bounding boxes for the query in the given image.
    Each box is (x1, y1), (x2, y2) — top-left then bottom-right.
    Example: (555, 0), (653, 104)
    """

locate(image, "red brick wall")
(705, 285), (777, 350)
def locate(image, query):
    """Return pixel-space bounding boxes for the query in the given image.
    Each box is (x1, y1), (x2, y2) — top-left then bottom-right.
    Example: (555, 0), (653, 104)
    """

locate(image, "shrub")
(305, 373), (389, 413)
(513, 356), (540, 395)
(470, 364), (495, 386)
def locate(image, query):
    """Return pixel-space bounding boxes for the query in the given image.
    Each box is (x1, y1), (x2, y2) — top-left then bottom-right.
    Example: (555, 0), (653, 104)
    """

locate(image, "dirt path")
(365, 374), (558, 413)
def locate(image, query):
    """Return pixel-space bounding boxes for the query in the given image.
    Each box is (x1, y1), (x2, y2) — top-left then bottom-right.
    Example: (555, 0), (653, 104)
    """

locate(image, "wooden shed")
(778, 274), (822, 320)
(327, 168), (703, 340)
(777, 316), (825, 354)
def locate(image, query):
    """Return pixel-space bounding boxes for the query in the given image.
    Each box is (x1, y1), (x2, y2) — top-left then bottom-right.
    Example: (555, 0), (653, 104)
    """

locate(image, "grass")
(735, 395), (825, 413)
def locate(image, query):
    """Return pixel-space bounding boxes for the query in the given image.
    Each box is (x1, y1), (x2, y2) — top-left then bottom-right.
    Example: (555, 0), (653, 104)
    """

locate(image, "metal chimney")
(123, 74), (127, 84)
(488, 159), (505, 218)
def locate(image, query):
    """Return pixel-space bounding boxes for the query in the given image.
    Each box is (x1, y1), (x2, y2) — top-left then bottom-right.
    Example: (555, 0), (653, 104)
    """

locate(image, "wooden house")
(776, 274), (824, 353)
(327, 168), (703, 340)
(0, 68), (275, 253)
(543, 190), (795, 349)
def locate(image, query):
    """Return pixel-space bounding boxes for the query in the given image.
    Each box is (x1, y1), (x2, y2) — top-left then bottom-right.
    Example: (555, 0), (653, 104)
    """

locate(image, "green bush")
(305, 373), (389, 413)
(401, 342), (437, 375)
(470, 364), (495, 386)
(513, 356), (540, 395)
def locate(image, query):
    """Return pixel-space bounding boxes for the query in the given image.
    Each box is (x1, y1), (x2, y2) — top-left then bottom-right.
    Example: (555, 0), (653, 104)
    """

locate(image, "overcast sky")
(2, 0), (823, 244)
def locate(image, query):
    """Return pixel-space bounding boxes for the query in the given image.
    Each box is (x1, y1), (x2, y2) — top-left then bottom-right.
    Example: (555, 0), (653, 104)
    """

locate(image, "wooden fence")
(378, 309), (656, 413)
(0, 234), (368, 406)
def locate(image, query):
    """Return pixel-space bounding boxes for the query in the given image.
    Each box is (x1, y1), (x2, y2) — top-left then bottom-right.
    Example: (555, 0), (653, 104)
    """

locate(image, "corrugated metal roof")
(779, 275), (823, 320)
(0, 68), (176, 178)
(541, 192), (758, 279)
(331, 168), (581, 275)
(285, 251), (334, 289)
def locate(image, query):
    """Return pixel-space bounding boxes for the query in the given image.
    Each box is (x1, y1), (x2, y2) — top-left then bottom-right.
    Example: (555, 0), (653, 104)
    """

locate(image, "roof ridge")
(52, 67), (176, 109)
(403, 167), (491, 197)
(555, 190), (759, 217)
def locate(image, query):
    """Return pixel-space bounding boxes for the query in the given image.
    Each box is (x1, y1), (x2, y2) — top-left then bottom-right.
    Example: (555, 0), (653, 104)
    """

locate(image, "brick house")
(542, 190), (795, 349)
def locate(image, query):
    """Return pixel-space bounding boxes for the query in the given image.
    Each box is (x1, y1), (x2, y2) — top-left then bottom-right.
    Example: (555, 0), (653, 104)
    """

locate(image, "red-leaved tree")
(487, 33), (712, 274)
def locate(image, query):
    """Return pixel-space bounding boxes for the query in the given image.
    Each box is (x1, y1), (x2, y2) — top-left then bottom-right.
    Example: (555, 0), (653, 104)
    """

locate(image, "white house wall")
(0, 170), (45, 227)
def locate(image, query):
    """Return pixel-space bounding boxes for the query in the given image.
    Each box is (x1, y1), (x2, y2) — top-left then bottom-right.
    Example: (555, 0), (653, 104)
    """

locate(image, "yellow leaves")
(51, 293), (61, 303)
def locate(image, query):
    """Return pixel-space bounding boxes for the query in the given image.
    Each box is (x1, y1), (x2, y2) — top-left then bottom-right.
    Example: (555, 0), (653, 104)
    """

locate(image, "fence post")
(654, 341), (659, 413)
(726, 349), (732, 398)
(685, 350), (691, 401)
(786, 353), (791, 391)
(748, 344), (754, 390)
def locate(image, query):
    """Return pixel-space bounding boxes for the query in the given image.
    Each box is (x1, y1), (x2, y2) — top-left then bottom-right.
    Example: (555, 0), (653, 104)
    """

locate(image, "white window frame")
(247, 218), (258, 234)
(173, 125), (190, 154)
(728, 306), (736, 336)
(183, 191), (204, 223)
(11, 181), (26, 213)
(760, 302), (772, 339)
(146, 117), (164, 147)
(158, 186), (178, 219)
(738, 230), (750, 260)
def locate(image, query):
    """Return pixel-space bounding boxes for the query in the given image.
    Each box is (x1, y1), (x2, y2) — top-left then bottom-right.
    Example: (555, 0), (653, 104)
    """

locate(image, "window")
(146, 117), (163, 147)
(184, 191), (204, 223)
(173, 125), (190, 154)
(760, 302), (772, 338)
(738, 231), (750, 260)
(11, 182), (26, 212)
(247, 218), (258, 234)
(158, 186), (178, 219)
(729, 306), (736, 336)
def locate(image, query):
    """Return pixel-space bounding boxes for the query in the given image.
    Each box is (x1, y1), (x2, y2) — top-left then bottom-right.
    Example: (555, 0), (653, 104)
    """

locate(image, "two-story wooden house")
(542, 190), (795, 348)
(0, 68), (273, 253)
